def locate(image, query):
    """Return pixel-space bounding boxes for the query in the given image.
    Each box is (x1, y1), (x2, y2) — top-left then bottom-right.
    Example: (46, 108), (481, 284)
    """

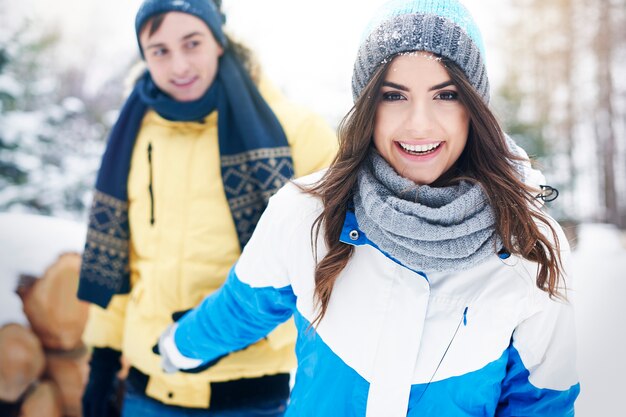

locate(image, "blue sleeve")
(172, 266), (297, 362)
(496, 225), (580, 416)
(496, 343), (579, 417)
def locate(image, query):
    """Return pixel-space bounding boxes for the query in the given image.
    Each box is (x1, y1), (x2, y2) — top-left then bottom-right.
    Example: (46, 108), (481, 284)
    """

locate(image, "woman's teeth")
(399, 142), (442, 155)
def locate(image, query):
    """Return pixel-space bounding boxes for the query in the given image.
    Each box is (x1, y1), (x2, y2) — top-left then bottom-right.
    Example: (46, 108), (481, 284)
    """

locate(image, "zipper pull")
(148, 142), (155, 226)
(463, 306), (468, 326)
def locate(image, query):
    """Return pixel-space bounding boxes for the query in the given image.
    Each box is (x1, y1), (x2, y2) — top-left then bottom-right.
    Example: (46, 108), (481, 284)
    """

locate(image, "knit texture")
(352, 0), (489, 103)
(353, 150), (500, 273)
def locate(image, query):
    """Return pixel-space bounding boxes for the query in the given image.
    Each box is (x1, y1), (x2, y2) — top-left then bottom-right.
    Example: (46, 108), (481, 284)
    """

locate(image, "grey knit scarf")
(353, 151), (501, 273)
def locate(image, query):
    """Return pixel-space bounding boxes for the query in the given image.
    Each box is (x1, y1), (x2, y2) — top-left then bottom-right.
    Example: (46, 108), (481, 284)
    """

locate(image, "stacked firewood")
(0, 253), (89, 417)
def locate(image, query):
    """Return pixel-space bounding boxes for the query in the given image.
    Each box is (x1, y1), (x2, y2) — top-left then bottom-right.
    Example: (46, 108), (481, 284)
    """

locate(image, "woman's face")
(373, 52), (470, 185)
(140, 12), (223, 102)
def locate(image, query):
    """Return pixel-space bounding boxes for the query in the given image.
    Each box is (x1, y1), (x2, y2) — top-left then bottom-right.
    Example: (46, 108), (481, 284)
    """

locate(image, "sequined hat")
(352, 0), (489, 103)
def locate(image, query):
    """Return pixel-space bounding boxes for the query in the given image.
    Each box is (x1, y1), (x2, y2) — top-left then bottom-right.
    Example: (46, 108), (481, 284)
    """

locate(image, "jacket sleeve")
(496, 235), (580, 416)
(170, 184), (300, 365)
(288, 111), (338, 178)
(171, 269), (297, 364)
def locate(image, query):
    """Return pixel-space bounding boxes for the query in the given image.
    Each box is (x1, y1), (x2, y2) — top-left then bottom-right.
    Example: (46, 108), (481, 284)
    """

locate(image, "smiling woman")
(154, 0), (580, 416)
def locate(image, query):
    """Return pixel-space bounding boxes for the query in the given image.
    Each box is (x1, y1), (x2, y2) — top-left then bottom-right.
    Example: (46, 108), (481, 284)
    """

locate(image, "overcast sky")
(6, 0), (504, 123)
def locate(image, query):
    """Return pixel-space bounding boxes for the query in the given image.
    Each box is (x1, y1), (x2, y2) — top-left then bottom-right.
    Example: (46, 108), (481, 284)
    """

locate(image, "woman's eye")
(436, 91), (459, 101)
(382, 92), (405, 101)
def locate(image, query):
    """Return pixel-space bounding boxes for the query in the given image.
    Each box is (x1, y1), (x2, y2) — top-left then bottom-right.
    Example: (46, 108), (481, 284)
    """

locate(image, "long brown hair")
(306, 55), (564, 325)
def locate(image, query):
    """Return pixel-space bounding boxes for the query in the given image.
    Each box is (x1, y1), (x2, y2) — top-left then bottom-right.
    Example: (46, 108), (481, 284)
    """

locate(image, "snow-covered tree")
(0, 17), (121, 220)
(494, 0), (626, 227)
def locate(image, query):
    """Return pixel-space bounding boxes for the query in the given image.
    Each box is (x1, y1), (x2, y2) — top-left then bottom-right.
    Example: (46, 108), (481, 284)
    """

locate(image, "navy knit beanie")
(135, 0), (226, 55)
(352, 0), (489, 103)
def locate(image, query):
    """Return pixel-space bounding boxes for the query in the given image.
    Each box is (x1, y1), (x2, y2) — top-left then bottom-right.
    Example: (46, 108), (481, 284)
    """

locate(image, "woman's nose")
(406, 101), (434, 132)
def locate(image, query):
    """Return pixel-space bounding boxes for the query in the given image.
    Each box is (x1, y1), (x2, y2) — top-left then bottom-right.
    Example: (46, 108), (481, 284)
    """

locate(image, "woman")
(157, 0), (580, 415)
(77, 0), (337, 416)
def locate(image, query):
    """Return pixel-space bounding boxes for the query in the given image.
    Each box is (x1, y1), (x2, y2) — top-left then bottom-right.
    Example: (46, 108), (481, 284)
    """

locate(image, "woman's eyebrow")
(381, 80), (455, 91)
(382, 81), (409, 91)
(429, 80), (454, 91)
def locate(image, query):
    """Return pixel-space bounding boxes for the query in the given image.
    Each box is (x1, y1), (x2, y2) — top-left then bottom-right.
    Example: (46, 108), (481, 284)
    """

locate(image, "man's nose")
(171, 52), (190, 76)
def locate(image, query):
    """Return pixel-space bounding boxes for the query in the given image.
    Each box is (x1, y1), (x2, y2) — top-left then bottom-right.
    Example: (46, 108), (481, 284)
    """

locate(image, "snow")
(572, 223), (626, 415)
(0, 73), (23, 98)
(61, 96), (86, 114)
(0, 213), (86, 327)
(1, 111), (45, 146)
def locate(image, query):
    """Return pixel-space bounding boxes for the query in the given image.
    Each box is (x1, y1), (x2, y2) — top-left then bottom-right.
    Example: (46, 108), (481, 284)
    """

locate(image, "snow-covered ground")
(572, 223), (626, 415)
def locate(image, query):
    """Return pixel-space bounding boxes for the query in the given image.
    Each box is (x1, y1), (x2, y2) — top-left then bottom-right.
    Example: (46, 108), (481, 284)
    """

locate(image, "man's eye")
(186, 40), (200, 49)
(153, 48), (168, 57)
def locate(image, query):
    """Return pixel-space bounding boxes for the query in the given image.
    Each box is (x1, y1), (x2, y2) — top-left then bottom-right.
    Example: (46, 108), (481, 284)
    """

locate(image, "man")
(78, 1), (337, 416)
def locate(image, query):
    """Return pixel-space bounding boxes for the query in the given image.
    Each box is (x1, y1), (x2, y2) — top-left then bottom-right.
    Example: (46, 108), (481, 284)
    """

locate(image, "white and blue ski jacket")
(168, 172), (580, 417)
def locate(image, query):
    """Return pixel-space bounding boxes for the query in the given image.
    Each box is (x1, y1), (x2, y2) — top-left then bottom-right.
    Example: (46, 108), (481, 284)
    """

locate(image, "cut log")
(21, 253), (89, 350)
(19, 380), (63, 417)
(0, 324), (45, 403)
(43, 345), (89, 417)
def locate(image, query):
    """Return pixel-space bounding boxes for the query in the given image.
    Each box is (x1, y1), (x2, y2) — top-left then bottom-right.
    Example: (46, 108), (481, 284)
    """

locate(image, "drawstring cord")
(536, 185), (559, 202)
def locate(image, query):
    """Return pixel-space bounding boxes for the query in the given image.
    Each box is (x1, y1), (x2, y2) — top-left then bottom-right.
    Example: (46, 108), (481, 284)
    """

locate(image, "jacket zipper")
(415, 306), (469, 404)
(148, 142), (155, 226)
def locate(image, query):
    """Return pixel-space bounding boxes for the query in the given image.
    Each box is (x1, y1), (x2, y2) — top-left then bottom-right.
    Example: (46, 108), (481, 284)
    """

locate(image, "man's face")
(140, 12), (223, 102)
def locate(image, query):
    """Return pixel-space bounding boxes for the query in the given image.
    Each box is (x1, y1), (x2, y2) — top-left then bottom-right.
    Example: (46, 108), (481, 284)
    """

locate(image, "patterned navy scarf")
(78, 51), (293, 307)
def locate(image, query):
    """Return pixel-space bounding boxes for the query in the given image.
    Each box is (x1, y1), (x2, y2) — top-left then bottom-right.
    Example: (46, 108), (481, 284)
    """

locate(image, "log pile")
(1, 253), (89, 417)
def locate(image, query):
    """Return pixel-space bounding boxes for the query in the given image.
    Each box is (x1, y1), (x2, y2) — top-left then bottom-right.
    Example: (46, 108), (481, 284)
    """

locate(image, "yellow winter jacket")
(83, 78), (337, 407)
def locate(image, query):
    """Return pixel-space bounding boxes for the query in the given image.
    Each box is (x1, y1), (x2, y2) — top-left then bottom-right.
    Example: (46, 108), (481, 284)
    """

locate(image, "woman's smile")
(396, 140), (444, 158)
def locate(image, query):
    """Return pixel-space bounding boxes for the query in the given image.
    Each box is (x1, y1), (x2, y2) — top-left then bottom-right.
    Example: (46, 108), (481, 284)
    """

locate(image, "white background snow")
(572, 224), (626, 415)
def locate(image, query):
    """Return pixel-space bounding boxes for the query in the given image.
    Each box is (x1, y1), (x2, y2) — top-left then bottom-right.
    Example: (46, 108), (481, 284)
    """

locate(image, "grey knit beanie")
(135, 0), (226, 56)
(352, 0), (489, 103)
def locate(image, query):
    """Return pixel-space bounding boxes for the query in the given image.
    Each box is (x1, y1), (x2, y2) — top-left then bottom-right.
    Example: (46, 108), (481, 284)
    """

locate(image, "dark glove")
(82, 347), (122, 417)
(171, 309), (190, 322)
(0, 400), (21, 417)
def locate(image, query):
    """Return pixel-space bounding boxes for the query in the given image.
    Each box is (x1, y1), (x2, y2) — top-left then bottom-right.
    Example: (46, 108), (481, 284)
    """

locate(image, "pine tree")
(0, 19), (117, 220)
(494, 0), (626, 226)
